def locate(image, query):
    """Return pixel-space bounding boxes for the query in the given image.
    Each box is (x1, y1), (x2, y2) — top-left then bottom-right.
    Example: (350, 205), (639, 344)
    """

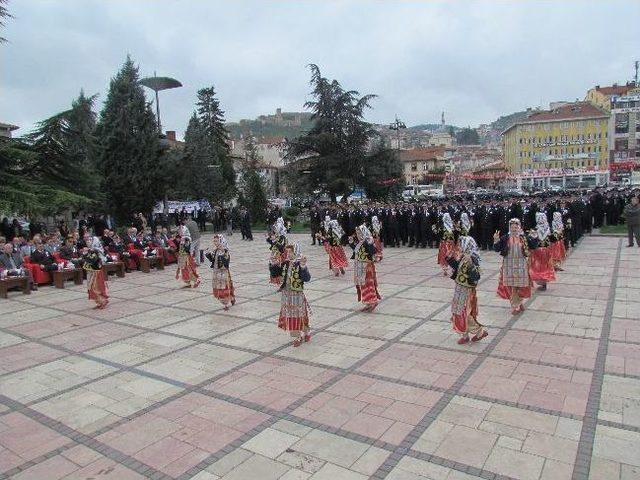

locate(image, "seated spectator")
(30, 241), (58, 272)
(59, 236), (83, 268)
(0, 243), (36, 290)
(45, 234), (61, 255)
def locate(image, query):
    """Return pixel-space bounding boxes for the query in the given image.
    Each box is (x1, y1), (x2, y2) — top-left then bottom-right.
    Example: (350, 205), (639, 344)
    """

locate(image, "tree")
(0, 138), (91, 215)
(238, 135), (268, 223)
(26, 90), (101, 203)
(195, 86), (236, 200)
(455, 127), (480, 145)
(94, 56), (162, 223)
(362, 138), (404, 200)
(284, 64), (390, 202)
(0, 0), (12, 43)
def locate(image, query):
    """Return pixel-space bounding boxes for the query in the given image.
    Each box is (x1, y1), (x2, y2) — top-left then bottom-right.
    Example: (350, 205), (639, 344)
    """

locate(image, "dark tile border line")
(595, 418), (640, 434)
(572, 238), (622, 480)
(403, 448), (518, 480)
(0, 394), (174, 480)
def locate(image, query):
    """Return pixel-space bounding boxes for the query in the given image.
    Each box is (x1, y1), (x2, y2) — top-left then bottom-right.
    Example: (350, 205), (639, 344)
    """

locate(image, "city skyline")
(1, 0), (639, 136)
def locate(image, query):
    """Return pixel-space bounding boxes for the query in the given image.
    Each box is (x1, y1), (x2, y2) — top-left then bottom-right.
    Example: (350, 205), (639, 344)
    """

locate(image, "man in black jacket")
(30, 242), (58, 272)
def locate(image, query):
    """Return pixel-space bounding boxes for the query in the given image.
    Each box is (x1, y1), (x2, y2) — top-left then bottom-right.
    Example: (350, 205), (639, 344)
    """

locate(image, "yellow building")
(585, 83), (635, 111)
(503, 102), (609, 173)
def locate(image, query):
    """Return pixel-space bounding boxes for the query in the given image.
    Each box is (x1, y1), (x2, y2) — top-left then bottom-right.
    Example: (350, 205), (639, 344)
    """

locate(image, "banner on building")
(153, 199), (212, 214)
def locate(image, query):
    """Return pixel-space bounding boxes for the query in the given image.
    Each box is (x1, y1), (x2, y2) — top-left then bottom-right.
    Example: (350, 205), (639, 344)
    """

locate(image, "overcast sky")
(1, 0), (639, 138)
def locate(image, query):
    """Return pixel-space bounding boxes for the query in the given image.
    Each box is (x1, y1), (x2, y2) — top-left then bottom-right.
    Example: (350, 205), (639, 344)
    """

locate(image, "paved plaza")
(0, 234), (639, 480)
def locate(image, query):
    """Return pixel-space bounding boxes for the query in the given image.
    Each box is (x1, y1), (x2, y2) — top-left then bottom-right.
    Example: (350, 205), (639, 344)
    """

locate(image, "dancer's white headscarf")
(329, 219), (344, 238)
(552, 212), (564, 233)
(356, 224), (373, 243)
(460, 212), (471, 233)
(214, 234), (228, 250)
(442, 213), (454, 233)
(178, 225), (190, 239)
(274, 217), (287, 237)
(535, 212), (550, 242)
(459, 235), (481, 268)
(371, 216), (381, 235)
(292, 242), (302, 261)
(324, 215), (332, 232)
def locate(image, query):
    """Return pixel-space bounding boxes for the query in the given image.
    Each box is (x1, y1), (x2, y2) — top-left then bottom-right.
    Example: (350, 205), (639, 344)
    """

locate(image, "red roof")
(503, 102), (608, 134)
(593, 84), (634, 96)
(398, 146), (447, 162)
(257, 136), (286, 146)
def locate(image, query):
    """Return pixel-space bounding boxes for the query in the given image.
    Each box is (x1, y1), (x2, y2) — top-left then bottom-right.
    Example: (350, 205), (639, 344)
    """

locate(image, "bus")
(402, 184), (444, 199)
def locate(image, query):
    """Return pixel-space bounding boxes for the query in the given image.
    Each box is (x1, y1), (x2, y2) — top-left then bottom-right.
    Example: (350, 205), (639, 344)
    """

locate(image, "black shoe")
(628, 245), (634, 248)
(537, 284), (547, 291)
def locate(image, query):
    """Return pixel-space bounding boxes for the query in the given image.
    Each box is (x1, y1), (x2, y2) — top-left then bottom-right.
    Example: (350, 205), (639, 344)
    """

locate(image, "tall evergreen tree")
(0, 0), (12, 43)
(284, 64), (400, 202)
(195, 86), (235, 199)
(26, 91), (101, 202)
(362, 139), (404, 200)
(94, 56), (161, 222)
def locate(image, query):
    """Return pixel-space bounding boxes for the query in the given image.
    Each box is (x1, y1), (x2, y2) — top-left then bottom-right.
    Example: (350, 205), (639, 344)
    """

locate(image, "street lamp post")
(139, 72), (183, 135)
(389, 116), (406, 150)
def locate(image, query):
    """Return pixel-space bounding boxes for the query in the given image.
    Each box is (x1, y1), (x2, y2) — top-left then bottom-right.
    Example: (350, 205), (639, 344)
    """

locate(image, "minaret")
(441, 111), (445, 130)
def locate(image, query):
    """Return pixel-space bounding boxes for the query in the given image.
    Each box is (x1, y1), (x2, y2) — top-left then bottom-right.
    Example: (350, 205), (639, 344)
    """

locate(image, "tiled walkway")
(0, 234), (638, 479)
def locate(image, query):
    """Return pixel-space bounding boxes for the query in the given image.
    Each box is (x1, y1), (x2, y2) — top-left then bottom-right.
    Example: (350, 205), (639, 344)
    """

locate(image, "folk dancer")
(267, 217), (288, 285)
(176, 226), (200, 288)
(206, 234), (235, 310)
(278, 243), (311, 347)
(459, 212), (472, 236)
(371, 215), (383, 262)
(447, 236), (487, 344)
(435, 212), (457, 276)
(349, 224), (381, 312)
(529, 212), (556, 291)
(550, 211), (567, 271)
(83, 237), (109, 309)
(494, 218), (539, 314)
(321, 219), (348, 276)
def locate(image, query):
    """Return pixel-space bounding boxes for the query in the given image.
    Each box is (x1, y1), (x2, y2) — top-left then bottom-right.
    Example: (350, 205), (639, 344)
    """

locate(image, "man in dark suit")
(30, 242), (58, 272)
(0, 243), (35, 290)
(241, 207), (253, 241)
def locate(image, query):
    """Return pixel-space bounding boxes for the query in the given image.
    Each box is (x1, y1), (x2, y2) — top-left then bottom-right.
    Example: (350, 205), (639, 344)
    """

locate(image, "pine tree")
(195, 86), (236, 199)
(26, 90), (101, 202)
(94, 56), (161, 223)
(0, 0), (12, 43)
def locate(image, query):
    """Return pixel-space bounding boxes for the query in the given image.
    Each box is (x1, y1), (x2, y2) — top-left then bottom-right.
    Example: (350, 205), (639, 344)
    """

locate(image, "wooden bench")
(0, 276), (30, 298)
(140, 256), (165, 273)
(103, 261), (125, 278)
(52, 268), (84, 289)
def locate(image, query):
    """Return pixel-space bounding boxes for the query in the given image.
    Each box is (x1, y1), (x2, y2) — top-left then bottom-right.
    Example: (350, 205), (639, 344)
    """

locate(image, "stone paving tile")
(0, 235), (636, 480)
(205, 357), (337, 410)
(280, 331), (385, 369)
(326, 312), (423, 340)
(599, 374), (640, 428)
(0, 412), (69, 474)
(605, 341), (640, 377)
(413, 396), (581, 479)
(99, 392), (268, 477)
(0, 355), (118, 403)
(461, 357), (592, 416)
(293, 373), (442, 443)
(0, 306), (66, 328)
(45, 322), (144, 352)
(86, 331), (196, 366)
(357, 343), (475, 389)
(31, 371), (182, 433)
(139, 343), (257, 384)
(6, 314), (100, 339)
(0, 341), (67, 376)
(591, 425), (640, 479)
(492, 330), (599, 369)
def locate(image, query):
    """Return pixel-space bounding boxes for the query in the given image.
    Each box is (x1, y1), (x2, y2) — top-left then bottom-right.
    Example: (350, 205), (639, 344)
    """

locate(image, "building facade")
(230, 136), (285, 196)
(609, 89), (640, 166)
(502, 102), (609, 174)
(0, 122), (19, 138)
(585, 83), (636, 111)
(399, 146), (452, 184)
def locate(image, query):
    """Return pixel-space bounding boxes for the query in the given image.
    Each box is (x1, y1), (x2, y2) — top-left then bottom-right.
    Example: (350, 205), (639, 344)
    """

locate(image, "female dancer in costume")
(349, 224), (381, 312)
(319, 219), (348, 276)
(447, 236), (487, 344)
(494, 218), (539, 314)
(435, 212), (457, 276)
(371, 215), (383, 262)
(83, 237), (109, 309)
(206, 234), (235, 310)
(277, 243), (311, 347)
(267, 217), (288, 285)
(550, 211), (567, 271)
(529, 212), (556, 291)
(176, 226), (200, 288)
